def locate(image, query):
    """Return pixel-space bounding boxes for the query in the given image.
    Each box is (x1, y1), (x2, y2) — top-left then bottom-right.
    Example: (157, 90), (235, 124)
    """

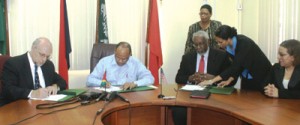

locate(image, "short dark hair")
(116, 41), (132, 55)
(280, 39), (300, 66)
(201, 4), (212, 14)
(215, 25), (237, 40)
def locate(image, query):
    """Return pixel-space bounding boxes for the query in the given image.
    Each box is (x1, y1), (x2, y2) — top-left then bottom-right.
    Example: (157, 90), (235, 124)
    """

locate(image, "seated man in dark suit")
(176, 30), (233, 85)
(0, 37), (67, 106)
(173, 30), (234, 125)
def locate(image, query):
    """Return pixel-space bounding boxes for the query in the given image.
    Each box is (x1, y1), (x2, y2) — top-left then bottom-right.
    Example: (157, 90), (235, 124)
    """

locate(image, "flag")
(147, 0), (163, 86)
(160, 68), (168, 84)
(97, 0), (109, 43)
(0, 0), (7, 55)
(59, 0), (72, 88)
(101, 70), (107, 87)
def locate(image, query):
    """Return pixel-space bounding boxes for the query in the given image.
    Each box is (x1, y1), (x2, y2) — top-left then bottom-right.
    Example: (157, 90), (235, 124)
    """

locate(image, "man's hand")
(198, 80), (214, 86)
(105, 82), (111, 88)
(188, 73), (215, 84)
(122, 82), (137, 90)
(31, 88), (49, 98)
(46, 84), (59, 95)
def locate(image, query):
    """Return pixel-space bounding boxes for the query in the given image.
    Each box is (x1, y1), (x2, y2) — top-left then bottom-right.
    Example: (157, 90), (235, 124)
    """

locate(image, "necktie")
(198, 55), (205, 73)
(34, 64), (41, 89)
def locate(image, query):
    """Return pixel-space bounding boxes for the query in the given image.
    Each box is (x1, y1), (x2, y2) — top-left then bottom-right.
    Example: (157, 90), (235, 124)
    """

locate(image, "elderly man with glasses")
(0, 37), (66, 107)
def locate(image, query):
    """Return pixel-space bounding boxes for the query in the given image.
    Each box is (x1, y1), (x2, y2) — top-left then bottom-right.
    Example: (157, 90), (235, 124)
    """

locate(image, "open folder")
(57, 89), (87, 101)
(180, 85), (235, 95)
(118, 86), (157, 93)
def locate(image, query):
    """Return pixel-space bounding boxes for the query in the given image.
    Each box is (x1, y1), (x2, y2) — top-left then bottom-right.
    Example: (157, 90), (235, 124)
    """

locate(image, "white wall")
(6, 0), (262, 85)
(241, 0), (259, 43)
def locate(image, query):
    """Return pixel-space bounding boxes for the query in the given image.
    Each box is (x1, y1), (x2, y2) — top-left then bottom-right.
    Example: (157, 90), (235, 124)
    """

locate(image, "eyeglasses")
(38, 52), (51, 60)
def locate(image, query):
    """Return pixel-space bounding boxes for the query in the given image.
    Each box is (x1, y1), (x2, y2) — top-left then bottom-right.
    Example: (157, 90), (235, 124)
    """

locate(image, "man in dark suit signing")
(0, 37), (67, 106)
(173, 30), (233, 125)
(176, 30), (232, 85)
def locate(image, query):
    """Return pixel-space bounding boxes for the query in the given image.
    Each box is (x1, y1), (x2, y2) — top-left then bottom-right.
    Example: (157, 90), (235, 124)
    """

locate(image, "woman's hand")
(264, 84), (279, 98)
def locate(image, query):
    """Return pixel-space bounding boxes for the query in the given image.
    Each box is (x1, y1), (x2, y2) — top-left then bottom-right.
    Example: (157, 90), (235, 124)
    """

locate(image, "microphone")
(116, 93), (129, 103)
(107, 91), (118, 102)
(96, 91), (117, 115)
(95, 91), (108, 102)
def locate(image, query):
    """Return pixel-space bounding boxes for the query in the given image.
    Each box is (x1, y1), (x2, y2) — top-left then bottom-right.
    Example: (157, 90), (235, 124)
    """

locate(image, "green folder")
(209, 86), (235, 95)
(57, 89), (87, 102)
(118, 86), (155, 93)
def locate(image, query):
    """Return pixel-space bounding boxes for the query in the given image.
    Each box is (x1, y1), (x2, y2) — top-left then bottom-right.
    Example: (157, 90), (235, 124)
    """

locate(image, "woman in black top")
(264, 39), (300, 99)
(200, 25), (272, 91)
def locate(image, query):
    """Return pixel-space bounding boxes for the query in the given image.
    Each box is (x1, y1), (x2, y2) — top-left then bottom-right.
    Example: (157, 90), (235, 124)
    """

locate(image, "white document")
(31, 94), (67, 101)
(94, 85), (122, 92)
(94, 85), (157, 92)
(180, 84), (205, 91)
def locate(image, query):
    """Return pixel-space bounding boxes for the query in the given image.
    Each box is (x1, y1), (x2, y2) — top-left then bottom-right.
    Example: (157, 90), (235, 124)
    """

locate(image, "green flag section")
(0, 0), (6, 55)
(98, 0), (109, 43)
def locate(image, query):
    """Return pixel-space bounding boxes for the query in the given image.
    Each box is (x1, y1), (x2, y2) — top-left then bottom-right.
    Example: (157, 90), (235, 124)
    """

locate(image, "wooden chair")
(0, 55), (10, 94)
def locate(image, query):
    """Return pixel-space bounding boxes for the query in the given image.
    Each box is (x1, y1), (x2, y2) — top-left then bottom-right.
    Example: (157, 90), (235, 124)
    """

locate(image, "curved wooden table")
(1, 84), (300, 125)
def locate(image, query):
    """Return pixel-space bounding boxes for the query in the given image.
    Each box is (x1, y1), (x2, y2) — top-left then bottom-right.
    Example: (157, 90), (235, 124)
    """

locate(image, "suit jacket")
(176, 48), (232, 84)
(0, 53), (66, 105)
(265, 63), (300, 99)
(220, 35), (272, 90)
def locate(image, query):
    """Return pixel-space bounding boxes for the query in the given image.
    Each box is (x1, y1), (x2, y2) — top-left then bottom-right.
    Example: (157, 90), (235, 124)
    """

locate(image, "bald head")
(30, 37), (53, 66)
(114, 42), (131, 66)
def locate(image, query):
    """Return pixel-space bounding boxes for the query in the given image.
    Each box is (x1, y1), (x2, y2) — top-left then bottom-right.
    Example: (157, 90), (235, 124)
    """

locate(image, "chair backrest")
(0, 55), (10, 93)
(90, 43), (117, 72)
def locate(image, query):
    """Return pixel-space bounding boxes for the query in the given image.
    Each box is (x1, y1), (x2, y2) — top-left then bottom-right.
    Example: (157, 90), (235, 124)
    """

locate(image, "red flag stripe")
(59, 0), (71, 89)
(147, 0), (163, 85)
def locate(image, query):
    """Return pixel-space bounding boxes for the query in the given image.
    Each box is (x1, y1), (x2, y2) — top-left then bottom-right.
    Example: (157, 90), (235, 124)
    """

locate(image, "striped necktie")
(34, 64), (41, 89)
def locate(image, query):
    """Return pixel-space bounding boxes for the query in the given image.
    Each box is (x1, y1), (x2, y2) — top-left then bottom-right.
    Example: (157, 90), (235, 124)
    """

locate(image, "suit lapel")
(274, 66), (285, 89)
(289, 66), (300, 88)
(22, 54), (35, 89)
(41, 63), (50, 87)
(190, 52), (197, 73)
(207, 48), (215, 73)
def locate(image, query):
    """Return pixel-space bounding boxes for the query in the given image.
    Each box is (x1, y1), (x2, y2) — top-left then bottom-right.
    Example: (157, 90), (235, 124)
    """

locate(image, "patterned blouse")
(184, 20), (222, 54)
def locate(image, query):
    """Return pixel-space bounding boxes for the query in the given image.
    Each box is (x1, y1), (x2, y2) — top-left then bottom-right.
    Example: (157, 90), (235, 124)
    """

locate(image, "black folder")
(190, 90), (211, 99)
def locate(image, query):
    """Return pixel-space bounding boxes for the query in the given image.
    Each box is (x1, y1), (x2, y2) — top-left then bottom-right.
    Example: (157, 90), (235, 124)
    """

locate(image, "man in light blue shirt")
(87, 42), (154, 90)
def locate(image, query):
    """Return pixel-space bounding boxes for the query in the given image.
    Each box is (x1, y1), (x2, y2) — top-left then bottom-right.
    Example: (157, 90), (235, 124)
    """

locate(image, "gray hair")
(192, 30), (209, 43)
(31, 37), (52, 49)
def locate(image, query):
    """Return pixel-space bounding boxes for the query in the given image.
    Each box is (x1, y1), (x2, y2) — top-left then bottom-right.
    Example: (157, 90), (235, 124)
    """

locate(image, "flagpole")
(95, 0), (100, 44)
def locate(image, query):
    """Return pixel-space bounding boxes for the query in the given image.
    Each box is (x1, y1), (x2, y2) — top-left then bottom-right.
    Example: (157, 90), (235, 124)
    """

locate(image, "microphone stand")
(101, 80), (108, 101)
(157, 72), (165, 98)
